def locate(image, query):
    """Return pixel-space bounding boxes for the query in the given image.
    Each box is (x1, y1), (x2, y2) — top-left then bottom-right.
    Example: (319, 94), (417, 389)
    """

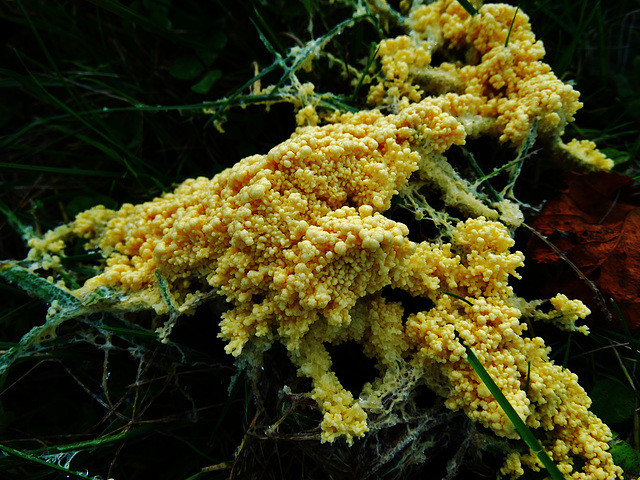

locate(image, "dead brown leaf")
(528, 171), (640, 330)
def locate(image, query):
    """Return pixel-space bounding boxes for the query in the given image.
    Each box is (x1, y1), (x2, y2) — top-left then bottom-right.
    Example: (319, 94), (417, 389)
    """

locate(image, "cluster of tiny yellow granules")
(24, 98), (465, 448)
(559, 139), (615, 171)
(65, 103), (465, 354)
(368, 0), (587, 150)
(21, 2), (624, 477)
(289, 293), (409, 444)
(502, 410), (622, 479)
(389, 217), (621, 479)
(370, 34), (435, 104)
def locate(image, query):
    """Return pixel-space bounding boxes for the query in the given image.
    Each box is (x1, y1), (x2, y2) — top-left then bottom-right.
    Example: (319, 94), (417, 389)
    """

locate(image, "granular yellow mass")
(23, 1), (622, 478)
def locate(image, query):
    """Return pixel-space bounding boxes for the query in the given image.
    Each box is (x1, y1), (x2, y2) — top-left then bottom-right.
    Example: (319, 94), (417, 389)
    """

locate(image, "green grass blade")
(0, 263), (81, 310)
(459, 147), (502, 202)
(463, 344), (566, 480)
(97, 325), (159, 339)
(7, 51), (142, 177)
(33, 428), (151, 456)
(444, 290), (564, 476)
(350, 43), (380, 102)
(204, 14), (367, 127)
(0, 443), (104, 479)
(251, 6), (286, 57)
(505, 6), (520, 47)
(552, 1), (599, 76)
(0, 263), (85, 379)
(456, 0), (478, 16)
(0, 162), (124, 178)
(84, 0), (207, 50)
(0, 199), (35, 241)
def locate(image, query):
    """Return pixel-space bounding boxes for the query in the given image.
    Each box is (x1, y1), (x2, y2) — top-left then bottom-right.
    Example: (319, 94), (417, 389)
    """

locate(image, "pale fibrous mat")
(0, 1), (624, 479)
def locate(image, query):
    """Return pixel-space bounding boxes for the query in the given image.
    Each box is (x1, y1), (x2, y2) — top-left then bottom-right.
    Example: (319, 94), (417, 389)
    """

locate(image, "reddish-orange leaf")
(528, 172), (640, 330)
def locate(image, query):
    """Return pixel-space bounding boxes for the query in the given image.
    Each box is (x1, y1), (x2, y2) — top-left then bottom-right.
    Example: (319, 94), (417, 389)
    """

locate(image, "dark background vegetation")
(0, 0), (638, 479)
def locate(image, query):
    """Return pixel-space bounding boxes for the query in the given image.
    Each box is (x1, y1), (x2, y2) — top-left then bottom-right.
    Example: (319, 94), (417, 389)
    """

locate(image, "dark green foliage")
(519, 0), (640, 175)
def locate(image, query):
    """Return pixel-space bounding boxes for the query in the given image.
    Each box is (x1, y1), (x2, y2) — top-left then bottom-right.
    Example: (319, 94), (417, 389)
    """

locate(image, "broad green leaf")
(197, 33), (228, 67)
(169, 56), (204, 80)
(590, 378), (635, 424)
(65, 195), (118, 217)
(610, 438), (640, 480)
(191, 70), (222, 95)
